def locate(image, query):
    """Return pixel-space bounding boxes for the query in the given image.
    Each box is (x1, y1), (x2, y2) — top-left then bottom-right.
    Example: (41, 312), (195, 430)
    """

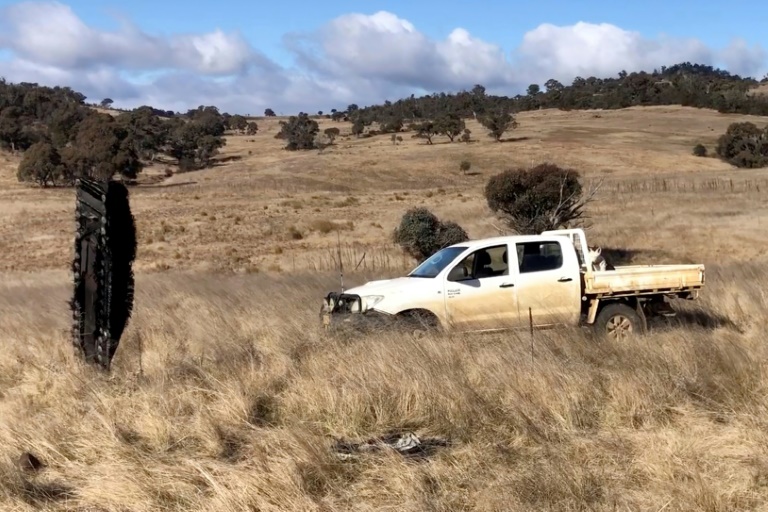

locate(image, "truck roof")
(446, 234), (570, 251)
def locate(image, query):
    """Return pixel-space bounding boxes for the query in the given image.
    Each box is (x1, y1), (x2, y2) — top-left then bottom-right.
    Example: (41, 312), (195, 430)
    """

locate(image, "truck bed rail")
(584, 264), (705, 298)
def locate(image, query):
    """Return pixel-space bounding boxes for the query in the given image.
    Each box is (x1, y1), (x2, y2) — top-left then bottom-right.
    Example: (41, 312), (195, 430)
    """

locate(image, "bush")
(484, 162), (597, 234)
(715, 122), (768, 168)
(323, 127), (341, 143)
(17, 141), (63, 187)
(278, 113), (319, 150)
(479, 108), (518, 141)
(393, 207), (469, 262)
(693, 144), (707, 157)
(436, 221), (468, 249)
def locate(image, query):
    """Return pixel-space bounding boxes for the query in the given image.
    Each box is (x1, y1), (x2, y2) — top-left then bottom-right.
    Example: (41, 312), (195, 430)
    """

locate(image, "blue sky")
(0, 0), (766, 114)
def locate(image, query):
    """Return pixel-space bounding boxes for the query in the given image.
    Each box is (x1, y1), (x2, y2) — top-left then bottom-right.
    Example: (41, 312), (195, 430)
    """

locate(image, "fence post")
(529, 307), (534, 364)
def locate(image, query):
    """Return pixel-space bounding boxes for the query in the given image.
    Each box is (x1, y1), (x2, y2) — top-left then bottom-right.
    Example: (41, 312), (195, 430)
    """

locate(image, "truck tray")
(584, 264), (705, 297)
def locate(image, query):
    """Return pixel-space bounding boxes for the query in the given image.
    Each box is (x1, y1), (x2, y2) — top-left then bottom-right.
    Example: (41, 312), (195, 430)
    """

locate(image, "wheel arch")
(588, 296), (642, 325)
(394, 308), (444, 329)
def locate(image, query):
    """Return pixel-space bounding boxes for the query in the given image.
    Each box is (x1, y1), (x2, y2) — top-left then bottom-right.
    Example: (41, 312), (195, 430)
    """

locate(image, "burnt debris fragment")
(70, 177), (136, 371)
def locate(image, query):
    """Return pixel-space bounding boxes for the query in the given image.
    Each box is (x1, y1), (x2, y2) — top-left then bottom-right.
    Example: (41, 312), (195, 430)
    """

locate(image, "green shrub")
(715, 122), (768, 168)
(485, 162), (594, 234)
(692, 144), (707, 157)
(278, 113), (319, 150)
(393, 207), (468, 262)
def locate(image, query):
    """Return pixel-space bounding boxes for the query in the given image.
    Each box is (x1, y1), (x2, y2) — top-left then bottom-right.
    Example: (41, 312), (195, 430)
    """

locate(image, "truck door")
(512, 239), (581, 327)
(443, 243), (520, 331)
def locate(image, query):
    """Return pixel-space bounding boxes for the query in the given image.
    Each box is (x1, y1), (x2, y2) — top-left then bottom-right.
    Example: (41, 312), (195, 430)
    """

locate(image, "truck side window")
(447, 244), (509, 281)
(447, 253), (475, 281)
(516, 241), (563, 273)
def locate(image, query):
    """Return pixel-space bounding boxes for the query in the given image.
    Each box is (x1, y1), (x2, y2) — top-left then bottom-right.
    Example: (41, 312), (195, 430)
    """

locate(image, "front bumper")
(320, 292), (393, 331)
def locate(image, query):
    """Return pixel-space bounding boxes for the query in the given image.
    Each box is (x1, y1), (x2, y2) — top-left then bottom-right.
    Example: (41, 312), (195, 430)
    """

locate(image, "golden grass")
(747, 83), (768, 97)
(1, 264), (768, 510)
(3, 105), (768, 510)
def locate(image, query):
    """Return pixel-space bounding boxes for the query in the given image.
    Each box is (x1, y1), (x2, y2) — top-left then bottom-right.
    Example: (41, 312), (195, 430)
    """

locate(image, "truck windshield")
(408, 246), (467, 278)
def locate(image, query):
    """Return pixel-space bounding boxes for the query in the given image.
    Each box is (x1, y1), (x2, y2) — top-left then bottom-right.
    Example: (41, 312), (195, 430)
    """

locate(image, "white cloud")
(285, 11), (516, 91)
(515, 22), (716, 84)
(0, 2), (765, 115)
(719, 38), (768, 78)
(0, 1), (264, 75)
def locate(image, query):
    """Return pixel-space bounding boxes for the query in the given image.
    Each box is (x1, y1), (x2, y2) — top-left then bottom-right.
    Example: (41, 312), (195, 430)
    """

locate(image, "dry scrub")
(1, 262), (767, 511)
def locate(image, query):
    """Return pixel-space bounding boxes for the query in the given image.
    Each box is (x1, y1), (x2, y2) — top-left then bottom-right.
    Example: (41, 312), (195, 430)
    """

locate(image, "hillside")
(748, 83), (768, 96)
(2, 61), (767, 194)
(2, 64), (768, 511)
(2, 105), (768, 275)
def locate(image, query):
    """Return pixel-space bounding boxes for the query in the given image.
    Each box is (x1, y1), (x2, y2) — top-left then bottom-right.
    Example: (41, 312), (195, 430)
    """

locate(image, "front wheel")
(593, 303), (646, 341)
(395, 310), (440, 338)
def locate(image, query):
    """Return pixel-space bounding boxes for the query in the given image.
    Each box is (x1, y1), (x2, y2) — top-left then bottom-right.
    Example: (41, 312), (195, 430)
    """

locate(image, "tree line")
(345, 62), (768, 124)
(278, 62), (768, 167)
(1, 79), (259, 186)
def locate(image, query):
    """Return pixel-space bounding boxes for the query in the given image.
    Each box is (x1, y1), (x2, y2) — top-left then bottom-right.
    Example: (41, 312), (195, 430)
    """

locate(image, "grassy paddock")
(0, 262), (767, 511)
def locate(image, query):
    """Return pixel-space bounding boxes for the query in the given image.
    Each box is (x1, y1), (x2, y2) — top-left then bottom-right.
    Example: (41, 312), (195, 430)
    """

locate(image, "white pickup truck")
(320, 229), (705, 340)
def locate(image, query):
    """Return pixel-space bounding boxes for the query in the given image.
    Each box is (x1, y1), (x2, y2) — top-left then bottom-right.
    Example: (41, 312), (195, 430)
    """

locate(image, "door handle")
(557, 277), (573, 282)
(500, 283), (515, 288)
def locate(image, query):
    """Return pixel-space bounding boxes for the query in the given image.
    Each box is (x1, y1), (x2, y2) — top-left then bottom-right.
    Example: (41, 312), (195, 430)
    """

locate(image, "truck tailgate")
(584, 264), (705, 296)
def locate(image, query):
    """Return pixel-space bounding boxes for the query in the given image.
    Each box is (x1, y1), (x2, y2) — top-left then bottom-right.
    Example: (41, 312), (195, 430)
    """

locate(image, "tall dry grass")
(1, 262), (768, 511)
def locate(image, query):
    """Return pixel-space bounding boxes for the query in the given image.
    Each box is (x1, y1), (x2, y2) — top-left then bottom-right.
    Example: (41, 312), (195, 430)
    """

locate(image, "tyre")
(593, 303), (646, 341)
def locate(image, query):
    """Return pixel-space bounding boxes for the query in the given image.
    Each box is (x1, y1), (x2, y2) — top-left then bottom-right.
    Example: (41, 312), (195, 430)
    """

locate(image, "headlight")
(362, 295), (384, 310)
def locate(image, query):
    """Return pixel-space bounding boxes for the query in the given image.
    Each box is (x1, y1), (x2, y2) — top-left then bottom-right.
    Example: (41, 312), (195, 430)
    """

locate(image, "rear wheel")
(594, 303), (646, 341)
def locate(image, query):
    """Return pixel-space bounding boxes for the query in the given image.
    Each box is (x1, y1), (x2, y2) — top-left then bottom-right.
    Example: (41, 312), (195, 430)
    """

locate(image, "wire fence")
(587, 176), (768, 194)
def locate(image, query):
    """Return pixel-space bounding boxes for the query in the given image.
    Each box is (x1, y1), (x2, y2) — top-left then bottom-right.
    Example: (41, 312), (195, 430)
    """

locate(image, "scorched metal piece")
(70, 177), (136, 370)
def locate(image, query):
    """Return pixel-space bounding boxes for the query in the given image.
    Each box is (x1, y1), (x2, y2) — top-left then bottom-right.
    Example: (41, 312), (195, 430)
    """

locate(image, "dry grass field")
(2, 105), (768, 511)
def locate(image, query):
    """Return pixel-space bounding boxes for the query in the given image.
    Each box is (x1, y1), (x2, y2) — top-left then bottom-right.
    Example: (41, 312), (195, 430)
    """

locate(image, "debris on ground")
(17, 451), (45, 473)
(332, 431), (450, 460)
